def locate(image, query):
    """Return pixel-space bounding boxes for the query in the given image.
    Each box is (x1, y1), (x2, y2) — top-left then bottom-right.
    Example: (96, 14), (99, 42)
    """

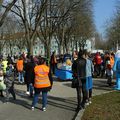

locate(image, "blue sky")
(94, 0), (117, 34)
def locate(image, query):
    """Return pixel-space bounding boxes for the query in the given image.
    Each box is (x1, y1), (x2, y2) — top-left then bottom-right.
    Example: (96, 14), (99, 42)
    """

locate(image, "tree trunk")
(26, 38), (34, 56)
(44, 44), (51, 65)
(9, 44), (13, 57)
(75, 40), (78, 51)
(46, 45), (51, 59)
(58, 42), (63, 55)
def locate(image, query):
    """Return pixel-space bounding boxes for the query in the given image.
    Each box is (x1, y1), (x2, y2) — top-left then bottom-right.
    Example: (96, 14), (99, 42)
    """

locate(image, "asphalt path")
(0, 77), (115, 120)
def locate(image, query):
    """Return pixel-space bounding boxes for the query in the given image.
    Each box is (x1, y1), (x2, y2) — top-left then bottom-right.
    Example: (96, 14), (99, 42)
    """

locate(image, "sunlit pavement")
(0, 77), (115, 120)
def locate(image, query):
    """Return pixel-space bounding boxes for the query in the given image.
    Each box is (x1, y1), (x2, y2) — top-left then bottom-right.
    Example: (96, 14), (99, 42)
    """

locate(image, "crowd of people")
(0, 49), (119, 112)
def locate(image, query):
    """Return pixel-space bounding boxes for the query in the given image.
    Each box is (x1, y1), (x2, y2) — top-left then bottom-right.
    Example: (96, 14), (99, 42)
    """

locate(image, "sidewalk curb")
(75, 109), (85, 120)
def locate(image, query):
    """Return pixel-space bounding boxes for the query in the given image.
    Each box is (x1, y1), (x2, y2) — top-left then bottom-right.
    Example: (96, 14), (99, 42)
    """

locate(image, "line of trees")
(105, 0), (120, 51)
(0, 0), (95, 58)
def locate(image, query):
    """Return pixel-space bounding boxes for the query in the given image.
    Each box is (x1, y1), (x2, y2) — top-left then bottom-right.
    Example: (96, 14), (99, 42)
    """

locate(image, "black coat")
(24, 61), (35, 84)
(72, 57), (86, 79)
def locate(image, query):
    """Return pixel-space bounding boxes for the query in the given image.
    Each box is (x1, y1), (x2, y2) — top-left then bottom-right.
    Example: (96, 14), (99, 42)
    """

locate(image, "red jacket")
(95, 53), (102, 65)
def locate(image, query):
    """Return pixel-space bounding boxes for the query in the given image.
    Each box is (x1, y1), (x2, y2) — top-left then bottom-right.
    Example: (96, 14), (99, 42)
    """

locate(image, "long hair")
(78, 49), (87, 59)
(38, 57), (46, 65)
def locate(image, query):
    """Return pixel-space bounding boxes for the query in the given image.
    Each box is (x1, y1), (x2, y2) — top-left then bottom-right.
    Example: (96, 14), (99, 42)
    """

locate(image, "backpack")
(117, 60), (120, 72)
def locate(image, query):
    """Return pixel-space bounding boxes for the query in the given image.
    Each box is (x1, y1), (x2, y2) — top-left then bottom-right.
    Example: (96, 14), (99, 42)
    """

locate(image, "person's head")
(19, 55), (23, 60)
(0, 69), (4, 81)
(78, 49), (87, 59)
(52, 51), (56, 55)
(66, 59), (72, 66)
(0, 69), (3, 77)
(73, 51), (78, 58)
(85, 51), (91, 59)
(2, 56), (6, 61)
(29, 55), (34, 63)
(111, 52), (114, 57)
(38, 57), (46, 65)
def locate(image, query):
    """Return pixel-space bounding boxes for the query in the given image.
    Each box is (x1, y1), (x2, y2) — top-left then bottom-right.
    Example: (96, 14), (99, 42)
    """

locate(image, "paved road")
(0, 78), (115, 120)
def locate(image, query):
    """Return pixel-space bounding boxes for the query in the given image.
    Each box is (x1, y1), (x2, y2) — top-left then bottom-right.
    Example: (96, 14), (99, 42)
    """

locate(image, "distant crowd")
(0, 50), (119, 111)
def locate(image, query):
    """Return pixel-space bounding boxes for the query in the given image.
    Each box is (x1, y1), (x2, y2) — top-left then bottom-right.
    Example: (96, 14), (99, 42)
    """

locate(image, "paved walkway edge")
(75, 109), (85, 120)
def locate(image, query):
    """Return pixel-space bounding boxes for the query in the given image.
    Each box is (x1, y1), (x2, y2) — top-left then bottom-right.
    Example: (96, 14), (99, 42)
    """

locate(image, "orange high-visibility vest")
(110, 56), (114, 68)
(16, 60), (24, 72)
(34, 65), (51, 88)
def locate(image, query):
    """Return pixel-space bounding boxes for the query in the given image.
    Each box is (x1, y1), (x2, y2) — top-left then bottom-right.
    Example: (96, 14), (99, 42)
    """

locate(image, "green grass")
(81, 91), (120, 120)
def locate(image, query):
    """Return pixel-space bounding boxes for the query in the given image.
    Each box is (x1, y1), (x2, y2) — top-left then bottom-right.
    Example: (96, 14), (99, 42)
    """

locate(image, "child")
(106, 58), (113, 86)
(4, 64), (16, 102)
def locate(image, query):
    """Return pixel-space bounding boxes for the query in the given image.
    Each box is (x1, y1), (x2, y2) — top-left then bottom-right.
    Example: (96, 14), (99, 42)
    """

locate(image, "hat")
(66, 59), (72, 66)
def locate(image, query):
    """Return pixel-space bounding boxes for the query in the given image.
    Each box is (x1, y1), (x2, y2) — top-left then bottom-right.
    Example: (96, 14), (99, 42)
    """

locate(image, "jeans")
(27, 83), (34, 94)
(18, 71), (24, 83)
(32, 91), (48, 108)
(29, 83), (34, 96)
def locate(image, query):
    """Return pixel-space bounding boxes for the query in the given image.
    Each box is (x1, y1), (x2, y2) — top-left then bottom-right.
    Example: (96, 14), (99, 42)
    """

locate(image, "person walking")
(106, 53), (114, 86)
(24, 55), (35, 97)
(16, 56), (24, 84)
(4, 65), (16, 103)
(72, 50), (87, 110)
(50, 51), (57, 74)
(31, 57), (53, 111)
(94, 52), (102, 77)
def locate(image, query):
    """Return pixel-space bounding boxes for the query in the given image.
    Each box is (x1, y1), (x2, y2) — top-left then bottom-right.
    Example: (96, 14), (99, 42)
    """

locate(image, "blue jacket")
(86, 58), (93, 77)
(113, 56), (120, 78)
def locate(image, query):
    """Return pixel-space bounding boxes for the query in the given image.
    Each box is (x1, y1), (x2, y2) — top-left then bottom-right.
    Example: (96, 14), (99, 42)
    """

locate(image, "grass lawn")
(81, 91), (120, 120)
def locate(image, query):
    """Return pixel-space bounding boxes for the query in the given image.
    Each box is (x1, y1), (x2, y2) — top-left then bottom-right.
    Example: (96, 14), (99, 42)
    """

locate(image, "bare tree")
(105, 1), (120, 51)
(9, 0), (48, 55)
(55, 0), (95, 53)
(0, 0), (17, 27)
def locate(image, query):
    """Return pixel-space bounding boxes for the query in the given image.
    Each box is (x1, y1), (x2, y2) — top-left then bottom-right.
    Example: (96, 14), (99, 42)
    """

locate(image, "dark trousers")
(76, 87), (81, 108)
(81, 79), (87, 105)
(26, 83), (34, 96)
(0, 90), (3, 96)
(87, 89), (92, 100)
(51, 63), (57, 74)
(76, 78), (87, 108)
(95, 64), (101, 76)
(107, 75), (112, 86)
(5, 86), (16, 102)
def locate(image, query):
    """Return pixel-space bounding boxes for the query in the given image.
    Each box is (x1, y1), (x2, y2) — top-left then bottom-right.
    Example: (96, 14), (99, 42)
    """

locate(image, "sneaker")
(42, 107), (46, 111)
(4, 102), (9, 104)
(89, 100), (92, 104)
(31, 107), (34, 111)
(85, 102), (89, 106)
(26, 91), (30, 95)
